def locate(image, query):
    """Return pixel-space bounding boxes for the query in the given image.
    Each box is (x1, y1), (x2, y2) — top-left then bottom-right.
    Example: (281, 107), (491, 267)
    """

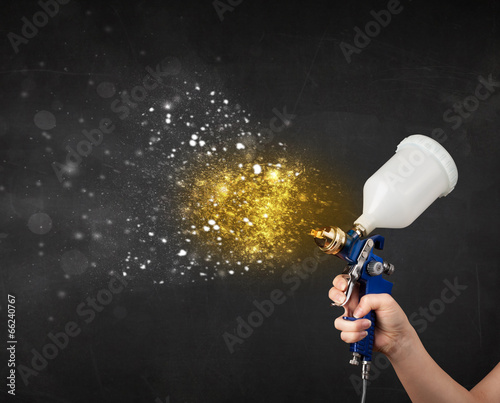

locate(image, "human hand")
(329, 275), (416, 359)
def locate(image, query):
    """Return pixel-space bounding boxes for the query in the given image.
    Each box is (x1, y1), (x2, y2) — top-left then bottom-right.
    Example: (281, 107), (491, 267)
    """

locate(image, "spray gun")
(310, 135), (458, 402)
(310, 223), (394, 395)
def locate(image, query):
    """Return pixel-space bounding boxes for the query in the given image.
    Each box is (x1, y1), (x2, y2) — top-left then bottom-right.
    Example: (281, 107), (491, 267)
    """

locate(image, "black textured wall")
(1, 1), (499, 402)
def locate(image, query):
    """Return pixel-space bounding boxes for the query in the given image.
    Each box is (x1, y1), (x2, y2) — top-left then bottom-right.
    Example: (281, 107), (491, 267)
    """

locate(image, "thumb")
(353, 293), (391, 318)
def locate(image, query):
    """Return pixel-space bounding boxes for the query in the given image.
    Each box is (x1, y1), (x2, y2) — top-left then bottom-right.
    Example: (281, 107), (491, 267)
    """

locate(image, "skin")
(329, 275), (500, 403)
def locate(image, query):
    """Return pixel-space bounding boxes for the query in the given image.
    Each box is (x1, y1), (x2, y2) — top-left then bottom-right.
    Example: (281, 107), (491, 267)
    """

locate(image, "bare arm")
(389, 325), (476, 403)
(330, 276), (499, 403)
(470, 363), (500, 403)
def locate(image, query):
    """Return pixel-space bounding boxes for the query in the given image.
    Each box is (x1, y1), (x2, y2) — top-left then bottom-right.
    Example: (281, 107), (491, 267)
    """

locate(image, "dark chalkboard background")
(1, 0), (499, 402)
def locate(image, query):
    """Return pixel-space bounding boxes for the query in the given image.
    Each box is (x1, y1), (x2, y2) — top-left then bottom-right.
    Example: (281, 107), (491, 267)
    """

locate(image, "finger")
(340, 331), (368, 344)
(337, 280), (360, 317)
(344, 285), (360, 316)
(328, 287), (346, 305)
(353, 293), (393, 318)
(332, 275), (348, 291)
(334, 316), (372, 332)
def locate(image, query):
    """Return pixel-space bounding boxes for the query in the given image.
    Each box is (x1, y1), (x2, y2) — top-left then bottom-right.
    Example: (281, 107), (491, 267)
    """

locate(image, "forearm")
(388, 328), (476, 403)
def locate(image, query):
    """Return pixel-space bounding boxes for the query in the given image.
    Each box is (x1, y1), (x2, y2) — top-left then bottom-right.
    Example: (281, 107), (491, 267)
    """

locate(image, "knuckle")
(333, 275), (347, 290)
(335, 316), (351, 331)
(340, 332), (350, 343)
(340, 331), (363, 343)
(328, 288), (337, 300)
(341, 331), (364, 343)
(380, 293), (391, 302)
(359, 294), (370, 303)
(329, 288), (345, 304)
(375, 293), (395, 310)
(334, 318), (343, 330)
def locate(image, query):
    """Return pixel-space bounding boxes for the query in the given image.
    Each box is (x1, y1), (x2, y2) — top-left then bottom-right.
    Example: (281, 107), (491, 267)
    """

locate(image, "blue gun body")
(338, 230), (393, 363)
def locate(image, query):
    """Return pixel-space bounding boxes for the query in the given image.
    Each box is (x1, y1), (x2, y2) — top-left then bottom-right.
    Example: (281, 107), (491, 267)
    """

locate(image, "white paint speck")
(253, 164), (262, 174)
(178, 249), (187, 256)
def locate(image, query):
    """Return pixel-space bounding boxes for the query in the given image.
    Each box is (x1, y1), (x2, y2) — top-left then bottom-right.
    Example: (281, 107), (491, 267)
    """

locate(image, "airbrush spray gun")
(310, 135), (458, 402)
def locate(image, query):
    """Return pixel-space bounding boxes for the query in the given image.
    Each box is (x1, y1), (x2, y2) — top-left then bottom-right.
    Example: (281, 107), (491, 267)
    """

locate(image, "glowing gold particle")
(176, 154), (347, 268)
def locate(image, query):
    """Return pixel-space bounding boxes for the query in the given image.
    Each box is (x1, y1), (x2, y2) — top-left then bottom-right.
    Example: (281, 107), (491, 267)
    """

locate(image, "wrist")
(386, 325), (421, 364)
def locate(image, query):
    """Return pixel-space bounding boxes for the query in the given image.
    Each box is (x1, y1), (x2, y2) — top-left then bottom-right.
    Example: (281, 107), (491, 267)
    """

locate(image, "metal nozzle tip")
(310, 229), (323, 238)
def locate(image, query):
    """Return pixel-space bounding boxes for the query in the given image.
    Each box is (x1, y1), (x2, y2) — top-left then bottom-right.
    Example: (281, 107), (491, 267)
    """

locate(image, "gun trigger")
(332, 267), (357, 307)
(341, 277), (356, 307)
(332, 240), (374, 308)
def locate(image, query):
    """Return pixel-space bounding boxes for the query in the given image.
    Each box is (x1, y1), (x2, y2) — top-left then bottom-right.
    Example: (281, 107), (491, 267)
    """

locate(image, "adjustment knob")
(367, 261), (384, 276)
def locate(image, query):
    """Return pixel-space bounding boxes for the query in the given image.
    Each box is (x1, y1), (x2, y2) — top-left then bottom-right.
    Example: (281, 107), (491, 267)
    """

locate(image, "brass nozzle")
(309, 229), (325, 239)
(309, 226), (346, 255)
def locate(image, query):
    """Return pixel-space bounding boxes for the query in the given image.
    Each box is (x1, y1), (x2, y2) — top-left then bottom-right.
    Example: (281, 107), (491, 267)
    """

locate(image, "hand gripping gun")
(310, 224), (394, 400)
